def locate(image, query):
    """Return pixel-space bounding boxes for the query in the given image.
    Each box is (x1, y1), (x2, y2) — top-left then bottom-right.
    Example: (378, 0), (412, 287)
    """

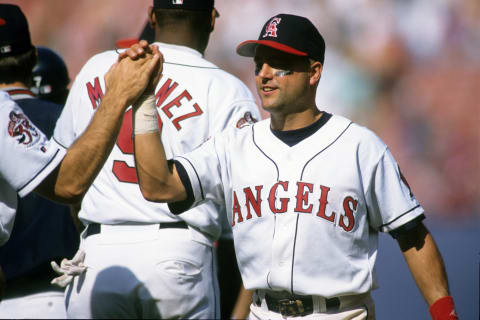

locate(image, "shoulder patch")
(236, 111), (258, 129)
(7, 111), (41, 147)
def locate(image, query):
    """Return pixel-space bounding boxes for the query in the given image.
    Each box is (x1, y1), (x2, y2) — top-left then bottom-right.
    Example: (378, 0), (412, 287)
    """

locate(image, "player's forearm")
(398, 224), (450, 305)
(53, 94), (129, 203)
(134, 131), (186, 203)
(231, 284), (253, 319)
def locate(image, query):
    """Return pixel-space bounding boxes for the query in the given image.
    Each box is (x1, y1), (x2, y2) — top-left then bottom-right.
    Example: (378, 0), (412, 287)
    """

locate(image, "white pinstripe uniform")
(0, 91), (66, 246)
(53, 43), (260, 318)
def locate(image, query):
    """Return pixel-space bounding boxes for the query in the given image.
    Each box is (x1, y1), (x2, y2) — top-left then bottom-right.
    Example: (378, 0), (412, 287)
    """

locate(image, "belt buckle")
(278, 299), (305, 317)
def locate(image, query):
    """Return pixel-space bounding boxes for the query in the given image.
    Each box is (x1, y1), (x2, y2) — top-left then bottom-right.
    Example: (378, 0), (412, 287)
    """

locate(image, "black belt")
(256, 292), (340, 317)
(85, 221), (188, 238)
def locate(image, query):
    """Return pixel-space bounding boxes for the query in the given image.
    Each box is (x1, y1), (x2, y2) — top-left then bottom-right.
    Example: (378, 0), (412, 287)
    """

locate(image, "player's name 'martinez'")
(86, 75), (203, 131)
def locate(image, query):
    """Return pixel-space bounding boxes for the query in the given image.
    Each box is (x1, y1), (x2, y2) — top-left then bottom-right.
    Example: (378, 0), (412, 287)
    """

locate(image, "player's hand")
(105, 44), (163, 107)
(118, 40), (162, 96)
(50, 249), (87, 288)
(117, 39), (150, 61)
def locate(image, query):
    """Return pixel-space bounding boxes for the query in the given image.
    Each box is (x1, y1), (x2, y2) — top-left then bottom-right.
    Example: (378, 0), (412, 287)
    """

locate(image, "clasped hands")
(105, 40), (163, 107)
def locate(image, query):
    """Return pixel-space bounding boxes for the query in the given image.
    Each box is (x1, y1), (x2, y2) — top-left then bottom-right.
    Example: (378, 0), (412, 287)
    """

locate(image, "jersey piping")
(290, 214), (300, 295)
(300, 121), (353, 180)
(163, 61), (220, 69)
(252, 125), (280, 181)
(4, 88), (35, 99)
(17, 148), (61, 194)
(51, 136), (68, 150)
(379, 204), (421, 228)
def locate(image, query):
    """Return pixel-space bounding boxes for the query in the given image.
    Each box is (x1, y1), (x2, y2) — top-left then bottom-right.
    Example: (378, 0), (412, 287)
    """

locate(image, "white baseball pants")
(64, 224), (219, 319)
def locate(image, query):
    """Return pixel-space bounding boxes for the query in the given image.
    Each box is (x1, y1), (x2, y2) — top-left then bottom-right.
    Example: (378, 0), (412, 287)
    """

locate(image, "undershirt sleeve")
(167, 160), (195, 214)
(388, 214), (425, 238)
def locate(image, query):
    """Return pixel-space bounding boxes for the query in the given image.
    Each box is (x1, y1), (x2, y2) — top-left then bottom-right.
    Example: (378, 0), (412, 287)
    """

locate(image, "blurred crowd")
(4, 0), (479, 219)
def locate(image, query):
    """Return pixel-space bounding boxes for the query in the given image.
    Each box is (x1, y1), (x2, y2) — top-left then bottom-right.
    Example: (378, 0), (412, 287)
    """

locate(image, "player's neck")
(270, 108), (323, 131)
(155, 32), (208, 55)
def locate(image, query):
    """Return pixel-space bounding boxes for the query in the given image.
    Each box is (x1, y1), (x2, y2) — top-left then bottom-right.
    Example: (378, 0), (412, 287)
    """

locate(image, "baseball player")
(128, 13), (458, 320)
(0, 4), (161, 252)
(51, 0), (260, 318)
(31, 46), (70, 105)
(116, 18), (254, 319)
(0, 27), (78, 318)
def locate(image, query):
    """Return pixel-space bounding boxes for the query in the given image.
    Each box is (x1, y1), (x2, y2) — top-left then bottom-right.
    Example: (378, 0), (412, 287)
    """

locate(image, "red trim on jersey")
(6, 89), (35, 97)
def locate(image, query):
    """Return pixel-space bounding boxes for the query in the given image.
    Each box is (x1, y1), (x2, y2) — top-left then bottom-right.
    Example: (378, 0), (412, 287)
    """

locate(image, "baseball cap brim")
(236, 40), (308, 57)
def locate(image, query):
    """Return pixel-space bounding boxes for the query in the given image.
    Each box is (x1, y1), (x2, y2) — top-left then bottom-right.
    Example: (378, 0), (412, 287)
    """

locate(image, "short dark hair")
(0, 48), (36, 84)
(154, 8), (212, 36)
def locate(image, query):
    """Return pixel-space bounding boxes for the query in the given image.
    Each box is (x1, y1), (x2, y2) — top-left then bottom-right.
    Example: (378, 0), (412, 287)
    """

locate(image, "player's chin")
(259, 95), (277, 110)
(260, 101), (277, 113)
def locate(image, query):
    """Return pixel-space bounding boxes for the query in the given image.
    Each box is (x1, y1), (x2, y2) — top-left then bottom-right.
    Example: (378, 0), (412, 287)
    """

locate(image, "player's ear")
(309, 61), (322, 86)
(148, 6), (156, 29)
(210, 8), (218, 32)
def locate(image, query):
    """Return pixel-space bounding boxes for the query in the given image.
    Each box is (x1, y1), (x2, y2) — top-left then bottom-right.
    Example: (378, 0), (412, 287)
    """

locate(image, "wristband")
(133, 94), (158, 134)
(429, 296), (458, 320)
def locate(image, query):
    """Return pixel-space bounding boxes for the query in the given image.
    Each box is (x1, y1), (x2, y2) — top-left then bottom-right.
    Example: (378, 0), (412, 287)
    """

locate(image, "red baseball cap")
(236, 14), (325, 64)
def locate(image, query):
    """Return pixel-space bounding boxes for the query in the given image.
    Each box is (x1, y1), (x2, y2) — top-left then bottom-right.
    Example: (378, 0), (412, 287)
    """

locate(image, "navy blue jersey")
(0, 89), (79, 280)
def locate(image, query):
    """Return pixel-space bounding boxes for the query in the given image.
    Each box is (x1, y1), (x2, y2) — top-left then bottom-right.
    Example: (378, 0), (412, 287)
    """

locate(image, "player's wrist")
(429, 296), (458, 320)
(101, 91), (130, 113)
(133, 94), (158, 134)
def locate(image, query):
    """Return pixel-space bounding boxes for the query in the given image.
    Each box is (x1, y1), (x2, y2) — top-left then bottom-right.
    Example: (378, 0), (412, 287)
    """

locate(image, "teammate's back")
(52, 1), (260, 318)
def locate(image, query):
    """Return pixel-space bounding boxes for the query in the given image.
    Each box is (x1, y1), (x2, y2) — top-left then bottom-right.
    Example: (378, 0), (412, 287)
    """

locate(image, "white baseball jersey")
(172, 114), (425, 297)
(53, 42), (260, 245)
(0, 91), (66, 245)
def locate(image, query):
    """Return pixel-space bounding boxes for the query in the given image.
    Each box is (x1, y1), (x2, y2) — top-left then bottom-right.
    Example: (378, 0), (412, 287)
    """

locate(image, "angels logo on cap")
(263, 17), (281, 38)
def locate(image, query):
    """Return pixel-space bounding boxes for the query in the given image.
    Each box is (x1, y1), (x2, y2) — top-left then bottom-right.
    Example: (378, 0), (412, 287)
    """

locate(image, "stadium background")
(1, 1), (478, 318)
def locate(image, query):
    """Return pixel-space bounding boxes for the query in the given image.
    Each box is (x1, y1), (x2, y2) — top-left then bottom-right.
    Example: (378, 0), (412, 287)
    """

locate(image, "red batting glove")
(429, 296), (458, 320)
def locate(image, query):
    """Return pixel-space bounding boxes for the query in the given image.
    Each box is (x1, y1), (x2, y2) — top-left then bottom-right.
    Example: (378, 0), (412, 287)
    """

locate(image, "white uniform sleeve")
(0, 92), (66, 245)
(208, 75), (260, 135)
(53, 77), (80, 148)
(173, 133), (227, 211)
(366, 147), (424, 233)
